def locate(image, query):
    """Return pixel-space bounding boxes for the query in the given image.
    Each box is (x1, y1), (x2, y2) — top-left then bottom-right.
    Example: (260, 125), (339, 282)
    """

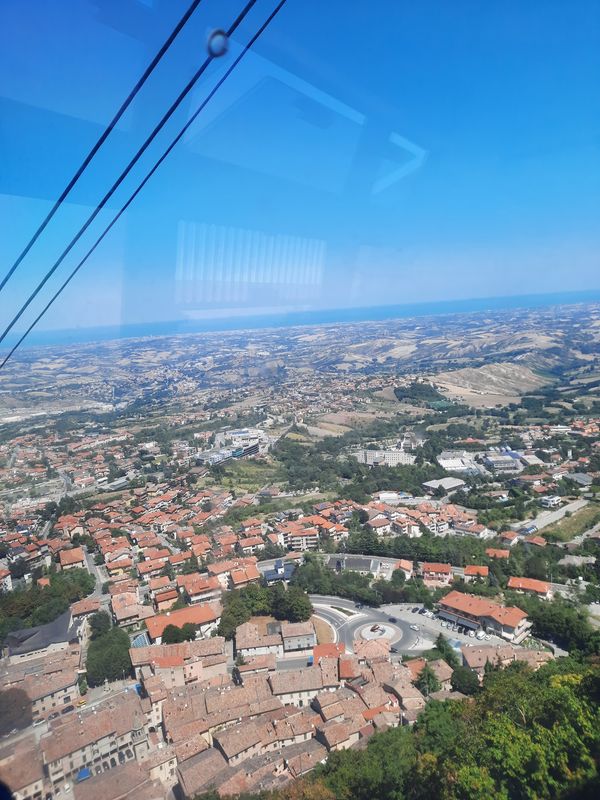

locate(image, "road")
(309, 595), (507, 656)
(310, 595), (424, 654)
(84, 548), (109, 603)
(520, 498), (588, 531)
(555, 519), (600, 550)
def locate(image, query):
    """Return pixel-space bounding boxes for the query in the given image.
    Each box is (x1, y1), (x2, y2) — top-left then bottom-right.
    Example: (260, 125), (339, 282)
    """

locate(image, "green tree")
(450, 665), (479, 695)
(86, 627), (131, 686)
(433, 634), (459, 669)
(415, 664), (441, 696)
(89, 610), (111, 639)
(162, 624), (185, 644)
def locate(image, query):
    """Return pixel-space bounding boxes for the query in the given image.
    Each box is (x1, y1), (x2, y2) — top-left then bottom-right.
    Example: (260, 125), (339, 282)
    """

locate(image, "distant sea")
(3, 289), (600, 350)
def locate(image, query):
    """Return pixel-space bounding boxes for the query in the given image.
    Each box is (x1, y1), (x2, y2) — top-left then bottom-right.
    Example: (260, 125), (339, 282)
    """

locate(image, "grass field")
(218, 458), (285, 492)
(312, 615), (335, 644)
(543, 503), (600, 542)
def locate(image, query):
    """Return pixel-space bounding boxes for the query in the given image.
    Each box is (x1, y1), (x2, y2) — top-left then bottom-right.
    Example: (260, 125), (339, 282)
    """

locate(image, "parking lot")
(381, 602), (505, 648)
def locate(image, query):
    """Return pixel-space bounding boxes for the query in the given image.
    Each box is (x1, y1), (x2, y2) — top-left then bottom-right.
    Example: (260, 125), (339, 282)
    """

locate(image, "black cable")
(0, 0), (288, 370)
(0, 0), (207, 295)
(0, 0), (259, 346)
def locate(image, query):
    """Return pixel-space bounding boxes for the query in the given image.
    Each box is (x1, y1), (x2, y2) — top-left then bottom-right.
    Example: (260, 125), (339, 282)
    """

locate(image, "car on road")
(388, 617), (397, 623)
(410, 624), (419, 631)
(390, 646), (398, 653)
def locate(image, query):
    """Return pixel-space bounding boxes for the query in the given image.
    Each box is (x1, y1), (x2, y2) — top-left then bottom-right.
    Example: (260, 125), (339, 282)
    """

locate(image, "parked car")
(476, 631), (486, 640)
(418, 608), (427, 615)
(61, 705), (75, 715)
(32, 718), (44, 727)
(48, 712), (60, 720)
(411, 607), (419, 613)
(468, 630), (476, 638)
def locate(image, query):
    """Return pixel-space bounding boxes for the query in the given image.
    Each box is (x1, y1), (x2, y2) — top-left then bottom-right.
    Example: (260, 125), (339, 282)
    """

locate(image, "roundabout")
(309, 594), (423, 655)
(357, 622), (399, 642)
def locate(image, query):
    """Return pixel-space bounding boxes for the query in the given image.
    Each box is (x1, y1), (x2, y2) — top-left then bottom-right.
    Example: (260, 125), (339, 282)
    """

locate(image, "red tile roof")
(507, 576), (549, 594)
(145, 602), (222, 640)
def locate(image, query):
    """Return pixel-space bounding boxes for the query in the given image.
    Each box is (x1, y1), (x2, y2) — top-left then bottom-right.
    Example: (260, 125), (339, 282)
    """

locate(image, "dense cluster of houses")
(0, 611), (554, 800)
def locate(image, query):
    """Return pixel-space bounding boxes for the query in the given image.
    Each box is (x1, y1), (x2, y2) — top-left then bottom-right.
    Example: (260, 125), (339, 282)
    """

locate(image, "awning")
(76, 768), (91, 782)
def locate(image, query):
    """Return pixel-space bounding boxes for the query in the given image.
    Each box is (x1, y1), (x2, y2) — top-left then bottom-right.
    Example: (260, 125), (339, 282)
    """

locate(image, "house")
(394, 559), (414, 580)
(0, 735), (45, 800)
(213, 721), (263, 765)
(486, 548), (510, 560)
(238, 535), (264, 555)
(461, 643), (553, 680)
(541, 495), (561, 509)
(421, 562), (452, 586)
(177, 574), (221, 605)
(315, 717), (364, 751)
(154, 588), (179, 613)
(177, 748), (228, 799)
(229, 563), (261, 590)
(235, 622), (283, 658)
(145, 602), (222, 644)
(75, 761), (167, 799)
(367, 518), (392, 536)
(40, 694), (149, 790)
(129, 637), (227, 687)
(507, 576), (551, 598)
(70, 598), (100, 619)
(24, 668), (80, 721)
(281, 621), (316, 653)
(269, 667), (329, 707)
(262, 559), (297, 585)
(405, 658), (453, 691)
(0, 568), (13, 593)
(58, 547), (86, 571)
(438, 591), (531, 644)
(463, 565), (489, 583)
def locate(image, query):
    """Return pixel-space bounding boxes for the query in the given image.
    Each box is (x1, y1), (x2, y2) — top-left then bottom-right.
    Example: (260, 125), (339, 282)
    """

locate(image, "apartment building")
(0, 735), (45, 800)
(26, 668), (80, 721)
(40, 694), (149, 790)
(438, 591), (532, 643)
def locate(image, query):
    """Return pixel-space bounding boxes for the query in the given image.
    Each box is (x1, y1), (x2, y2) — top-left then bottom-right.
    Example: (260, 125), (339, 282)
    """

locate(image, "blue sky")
(0, 0), (599, 338)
